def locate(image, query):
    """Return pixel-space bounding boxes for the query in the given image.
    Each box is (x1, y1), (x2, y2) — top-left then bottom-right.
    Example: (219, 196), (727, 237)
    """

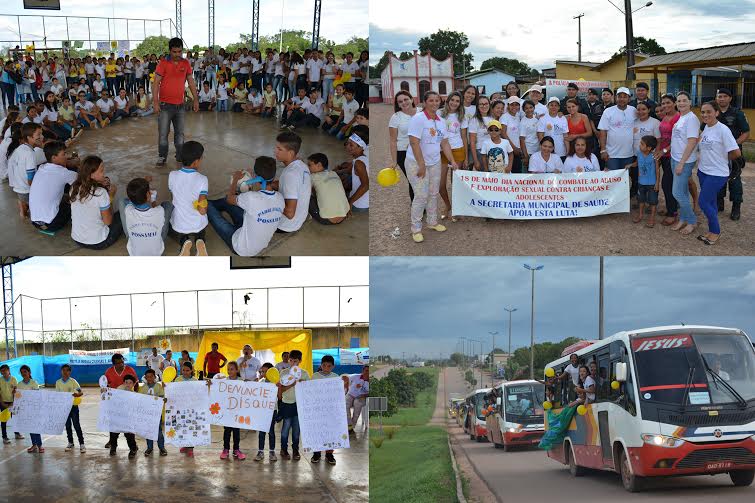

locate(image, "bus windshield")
(474, 392), (487, 420)
(632, 333), (755, 407)
(504, 384), (545, 421)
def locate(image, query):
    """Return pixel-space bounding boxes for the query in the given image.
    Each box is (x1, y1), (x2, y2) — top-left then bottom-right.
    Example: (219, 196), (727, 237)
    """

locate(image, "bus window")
(610, 360), (637, 416)
(595, 353), (610, 400)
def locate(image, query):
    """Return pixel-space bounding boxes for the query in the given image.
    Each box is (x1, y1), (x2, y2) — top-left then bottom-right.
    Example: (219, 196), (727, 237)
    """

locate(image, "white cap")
(616, 87), (631, 96)
(547, 96), (560, 104)
(506, 96), (522, 106)
(529, 84), (544, 94)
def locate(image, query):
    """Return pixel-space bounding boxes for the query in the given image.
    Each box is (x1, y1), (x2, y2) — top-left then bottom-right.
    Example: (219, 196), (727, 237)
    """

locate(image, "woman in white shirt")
(69, 155), (122, 249)
(321, 52), (337, 100)
(468, 96), (492, 170)
(519, 100), (541, 170)
(388, 90), (417, 202)
(537, 97), (569, 160)
(562, 137), (601, 173)
(696, 101), (742, 245)
(528, 136), (564, 173)
(438, 91), (468, 220)
(669, 91), (700, 236)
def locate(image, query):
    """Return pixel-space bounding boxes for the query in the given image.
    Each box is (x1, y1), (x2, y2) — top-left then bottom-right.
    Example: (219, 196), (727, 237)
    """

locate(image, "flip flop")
(645, 221), (655, 228)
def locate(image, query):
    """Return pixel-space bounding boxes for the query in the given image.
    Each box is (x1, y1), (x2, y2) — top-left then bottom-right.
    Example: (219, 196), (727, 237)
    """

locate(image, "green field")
(382, 367), (440, 426)
(369, 425), (457, 503)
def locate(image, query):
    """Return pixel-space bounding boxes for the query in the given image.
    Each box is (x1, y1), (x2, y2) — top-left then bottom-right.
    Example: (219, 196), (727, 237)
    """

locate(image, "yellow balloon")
(545, 367), (555, 378)
(543, 401), (552, 410)
(0, 408), (9, 422)
(377, 168), (400, 187)
(577, 405), (587, 416)
(611, 380), (620, 390)
(73, 396), (82, 406)
(266, 367), (280, 384)
(162, 366), (177, 383)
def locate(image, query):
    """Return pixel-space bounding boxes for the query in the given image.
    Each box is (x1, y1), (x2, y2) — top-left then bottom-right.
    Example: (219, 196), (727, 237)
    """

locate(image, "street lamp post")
(599, 257), (605, 340)
(469, 338), (482, 387)
(488, 331), (498, 387)
(504, 307), (517, 378)
(523, 264), (544, 380)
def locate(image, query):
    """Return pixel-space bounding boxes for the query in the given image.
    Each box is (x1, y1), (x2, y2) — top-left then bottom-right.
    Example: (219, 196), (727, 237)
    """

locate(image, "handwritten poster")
(70, 347), (131, 365)
(7, 390), (73, 434)
(208, 379), (277, 431)
(296, 378), (350, 452)
(96, 388), (163, 440)
(164, 381), (211, 448)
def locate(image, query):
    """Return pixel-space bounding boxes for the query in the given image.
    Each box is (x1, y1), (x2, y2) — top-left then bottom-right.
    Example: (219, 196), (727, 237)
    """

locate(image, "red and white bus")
(544, 325), (755, 492)
(464, 388), (491, 442)
(486, 380), (546, 451)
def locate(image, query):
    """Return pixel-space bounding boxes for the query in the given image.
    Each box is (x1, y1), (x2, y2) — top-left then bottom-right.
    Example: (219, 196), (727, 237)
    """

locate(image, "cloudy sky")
(370, 0), (755, 69)
(0, 0), (366, 50)
(10, 257), (368, 342)
(370, 257), (755, 359)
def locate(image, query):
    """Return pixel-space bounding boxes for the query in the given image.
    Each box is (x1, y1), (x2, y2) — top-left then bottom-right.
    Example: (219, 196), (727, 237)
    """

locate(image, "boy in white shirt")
(291, 89), (325, 129)
(92, 74), (105, 100)
(328, 88), (359, 140)
(50, 78), (64, 99)
(74, 91), (105, 129)
(198, 81), (216, 111)
(280, 87), (308, 128)
(207, 156), (284, 256)
(118, 176), (173, 256)
(95, 90), (115, 122)
(29, 141), (77, 233)
(8, 123), (44, 218)
(242, 88), (263, 114)
(274, 132), (311, 233)
(168, 141), (209, 256)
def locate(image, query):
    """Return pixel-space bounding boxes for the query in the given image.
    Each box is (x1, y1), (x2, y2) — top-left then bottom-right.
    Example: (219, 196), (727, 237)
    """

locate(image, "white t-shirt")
(70, 186), (111, 244)
(563, 363), (581, 386)
(124, 203), (166, 256)
(75, 100), (94, 117)
(698, 121), (739, 177)
(8, 144), (37, 194)
(598, 105), (637, 159)
(532, 102), (548, 118)
(96, 98), (114, 114)
(633, 117), (661, 154)
(342, 98), (360, 124)
(93, 80), (104, 92)
(306, 58), (324, 81)
(671, 112), (700, 163)
(236, 356), (262, 381)
(114, 96), (129, 110)
(168, 168), (209, 234)
(340, 62), (359, 81)
(217, 82), (229, 100)
(51, 83), (64, 96)
(519, 115), (540, 154)
(232, 190), (285, 256)
(583, 375), (596, 403)
(322, 63), (336, 79)
(0, 137), (11, 180)
(134, 63), (145, 79)
(440, 111), (467, 150)
(84, 62), (95, 75)
(247, 93), (263, 107)
(481, 138), (513, 172)
(124, 61), (134, 73)
(528, 151), (564, 173)
(95, 64), (105, 79)
(147, 354), (163, 376)
(502, 113), (521, 149)
(537, 114), (569, 157)
(40, 107), (58, 122)
(351, 155), (369, 209)
(277, 159), (312, 232)
(347, 374), (369, 398)
(239, 55), (251, 75)
(562, 154), (601, 173)
(388, 110), (415, 151)
(29, 163), (77, 224)
(463, 104), (476, 122)
(303, 98), (325, 120)
(22, 115), (43, 125)
(198, 89), (214, 103)
(468, 116), (493, 151)
(406, 110), (448, 166)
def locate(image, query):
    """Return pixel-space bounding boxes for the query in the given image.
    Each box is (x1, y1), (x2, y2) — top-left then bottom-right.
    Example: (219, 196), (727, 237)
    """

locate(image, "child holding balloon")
(56, 364), (85, 452)
(254, 363), (279, 462)
(0, 363), (23, 444)
(17, 365), (42, 453)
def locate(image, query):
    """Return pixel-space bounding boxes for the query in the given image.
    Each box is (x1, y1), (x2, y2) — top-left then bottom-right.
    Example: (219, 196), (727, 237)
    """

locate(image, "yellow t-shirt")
(281, 368), (310, 404)
(330, 94), (345, 115)
(234, 88), (248, 103)
(310, 171), (349, 219)
(16, 379), (39, 390)
(138, 382), (164, 397)
(56, 377), (81, 394)
(78, 66), (86, 77)
(105, 64), (116, 78)
(59, 106), (75, 121)
(0, 376), (18, 402)
(263, 90), (276, 108)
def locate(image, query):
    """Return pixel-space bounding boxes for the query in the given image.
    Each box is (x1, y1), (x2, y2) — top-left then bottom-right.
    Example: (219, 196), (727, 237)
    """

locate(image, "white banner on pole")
(208, 379), (277, 431)
(7, 390), (72, 434)
(69, 347), (131, 365)
(296, 378), (350, 453)
(451, 169), (629, 219)
(96, 388), (163, 440)
(164, 381), (211, 448)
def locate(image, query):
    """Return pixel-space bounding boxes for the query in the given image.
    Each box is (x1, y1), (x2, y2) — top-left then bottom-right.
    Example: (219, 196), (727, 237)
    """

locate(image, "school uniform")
(56, 377), (85, 446)
(8, 143), (38, 202)
(119, 198), (172, 256)
(168, 167), (209, 243)
(139, 382), (165, 451)
(279, 367), (310, 453)
(208, 189), (284, 256)
(277, 159), (311, 233)
(29, 162), (77, 232)
(70, 185), (123, 250)
(309, 171), (349, 224)
(0, 375), (18, 440)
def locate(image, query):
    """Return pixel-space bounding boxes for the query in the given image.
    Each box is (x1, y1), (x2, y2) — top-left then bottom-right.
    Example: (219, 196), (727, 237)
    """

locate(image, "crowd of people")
(0, 346), (369, 465)
(388, 82), (749, 246)
(0, 39), (370, 255)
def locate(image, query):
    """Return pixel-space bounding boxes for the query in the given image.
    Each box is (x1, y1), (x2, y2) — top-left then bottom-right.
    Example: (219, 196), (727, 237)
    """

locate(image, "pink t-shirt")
(658, 113), (680, 158)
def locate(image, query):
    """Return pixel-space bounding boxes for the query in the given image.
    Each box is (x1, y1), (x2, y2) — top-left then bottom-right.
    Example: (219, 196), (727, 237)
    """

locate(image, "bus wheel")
(567, 444), (585, 477)
(502, 444), (510, 452)
(476, 435), (484, 442)
(620, 450), (643, 492)
(730, 470), (755, 487)
(470, 433), (475, 441)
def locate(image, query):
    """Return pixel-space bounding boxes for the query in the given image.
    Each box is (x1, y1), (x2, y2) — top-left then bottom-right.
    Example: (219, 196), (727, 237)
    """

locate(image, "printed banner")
(164, 381), (211, 448)
(96, 388), (163, 440)
(340, 349), (369, 365)
(208, 379), (277, 431)
(136, 348), (152, 367)
(452, 170), (629, 219)
(296, 378), (350, 453)
(70, 348), (130, 365)
(7, 390), (72, 434)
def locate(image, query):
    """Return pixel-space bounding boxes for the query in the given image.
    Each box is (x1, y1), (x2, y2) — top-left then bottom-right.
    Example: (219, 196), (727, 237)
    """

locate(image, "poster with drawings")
(164, 381), (211, 448)
(7, 390), (72, 434)
(296, 378), (350, 453)
(96, 388), (163, 441)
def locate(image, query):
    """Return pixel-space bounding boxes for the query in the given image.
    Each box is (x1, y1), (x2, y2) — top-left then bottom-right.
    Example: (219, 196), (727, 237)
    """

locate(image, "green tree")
(509, 337), (582, 377)
(418, 29), (473, 75)
(480, 57), (537, 77)
(449, 352), (465, 367)
(613, 36), (667, 57)
(410, 371), (434, 391)
(370, 50), (413, 79)
(369, 378), (398, 417)
(464, 369), (477, 386)
(384, 369), (416, 406)
(133, 36), (170, 58)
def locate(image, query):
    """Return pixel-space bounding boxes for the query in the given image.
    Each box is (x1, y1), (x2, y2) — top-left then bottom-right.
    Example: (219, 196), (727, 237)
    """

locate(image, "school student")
(277, 349), (310, 461)
(172, 361), (198, 457)
(111, 374), (139, 458)
(113, 88), (136, 120)
(0, 364), (23, 443)
(310, 355), (341, 464)
(307, 152), (349, 224)
(345, 126), (369, 212)
(95, 90), (115, 122)
(139, 369), (168, 457)
(261, 82), (277, 118)
(254, 363), (278, 462)
(17, 365), (42, 453)
(119, 176), (173, 256)
(243, 87), (263, 114)
(216, 74), (230, 112)
(69, 155), (122, 249)
(135, 86), (154, 117)
(327, 87), (359, 140)
(219, 362), (246, 460)
(75, 91), (105, 129)
(56, 364), (85, 452)
(169, 141), (209, 256)
(275, 132), (312, 233)
(198, 81), (216, 111)
(8, 122), (44, 218)
(345, 365), (369, 432)
(29, 141), (77, 233)
(276, 352), (291, 373)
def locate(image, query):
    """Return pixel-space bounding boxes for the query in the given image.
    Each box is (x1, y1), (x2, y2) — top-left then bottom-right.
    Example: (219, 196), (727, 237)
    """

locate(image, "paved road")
(373, 365), (394, 379)
(443, 367), (755, 502)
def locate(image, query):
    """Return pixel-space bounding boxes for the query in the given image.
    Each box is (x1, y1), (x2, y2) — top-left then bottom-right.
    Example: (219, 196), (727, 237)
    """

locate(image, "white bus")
(486, 380), (546, 451)
(543, 325), (755, 492)
(464, 388), (491, 442)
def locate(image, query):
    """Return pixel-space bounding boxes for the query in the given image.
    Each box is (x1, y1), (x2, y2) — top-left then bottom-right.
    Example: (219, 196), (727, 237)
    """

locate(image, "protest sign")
(208, 379), (277, 431)
(296, 378), (350, 452)
(70, 347), (130, 365)
(164, 381), (211, 448)
(7, 390), (72, 434)
(97, 388), (163, 440)
(452, 170), (629, 220)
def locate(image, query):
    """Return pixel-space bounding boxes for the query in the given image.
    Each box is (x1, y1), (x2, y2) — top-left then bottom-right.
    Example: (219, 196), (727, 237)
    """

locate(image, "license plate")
(705, 461), (733, 471)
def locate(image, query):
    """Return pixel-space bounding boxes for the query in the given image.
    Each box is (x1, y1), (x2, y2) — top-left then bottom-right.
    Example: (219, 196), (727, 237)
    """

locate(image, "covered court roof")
(631, 41), (755, 71)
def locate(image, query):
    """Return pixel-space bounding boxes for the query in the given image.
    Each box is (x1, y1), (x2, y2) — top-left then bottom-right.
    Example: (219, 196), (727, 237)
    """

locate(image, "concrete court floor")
(0, 110), (367, 256)
(0, 387), (368, 503)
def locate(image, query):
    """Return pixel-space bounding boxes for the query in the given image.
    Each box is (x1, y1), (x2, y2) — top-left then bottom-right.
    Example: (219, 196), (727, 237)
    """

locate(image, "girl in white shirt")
(388, 90), (417, 202)
(528, 136), (564, 173)
(438, 91), (468, 221)
(468, 96), (492, 170)
(346, 127), (369, 211)
(502, 98), (523, 172)
(69, 155), (122, 249)
(321, 53), (337, 100)
(562, 137), (601, 173)
(519, 100), (541, 169)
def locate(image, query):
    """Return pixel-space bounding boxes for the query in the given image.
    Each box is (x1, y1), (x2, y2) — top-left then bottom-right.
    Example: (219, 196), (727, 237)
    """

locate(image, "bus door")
(596, 349), (613, 466)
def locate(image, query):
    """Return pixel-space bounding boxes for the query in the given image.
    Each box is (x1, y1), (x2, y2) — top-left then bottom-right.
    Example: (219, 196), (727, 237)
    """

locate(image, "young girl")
(537, 97), (570, 160)
(135, 86), (153, 117)
(468, 96), (492, 170)
(216, 74), (229, 112)
(17, 365), (42, 453)
(220, 362), (246, 460)
(69, 155), (122, 249)
(41, 91), (72, 141)
(345, 126), (369, 212)
(0, 118), (21, 181)
(114, 88), (136, 120)
(0, 364), (22, 444)
(56, 364), (85, 452)
(58, 97), (81, 139)
(519, 100), (540, 171)
(232, 81), (248, 113)
(562, 137), (601, 173)
(139, 368), (167, 457)
(438, 91), (467, 220)
(254, 363), (278, 462)
(173, 361), (197, 457)
(528, 136), (564, 174)
(568, 366), (595, 407)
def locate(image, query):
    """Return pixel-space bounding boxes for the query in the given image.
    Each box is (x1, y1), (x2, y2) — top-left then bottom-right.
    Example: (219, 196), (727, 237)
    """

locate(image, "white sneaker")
(65, 443), (74, 452)
(179, 240), (193, 256)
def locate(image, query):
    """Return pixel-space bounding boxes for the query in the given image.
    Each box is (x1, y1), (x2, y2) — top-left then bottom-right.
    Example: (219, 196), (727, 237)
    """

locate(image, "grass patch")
(743, 142), (755, 163)
(383, 367), (440, 426)
(370, 425), (457, 503)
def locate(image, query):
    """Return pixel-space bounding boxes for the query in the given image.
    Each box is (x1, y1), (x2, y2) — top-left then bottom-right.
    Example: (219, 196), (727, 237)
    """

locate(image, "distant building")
(411, 361), (426, 368)
(380, 50), (454, 105)
(455, 68), (516, 97)
(492, 352), (511, 367)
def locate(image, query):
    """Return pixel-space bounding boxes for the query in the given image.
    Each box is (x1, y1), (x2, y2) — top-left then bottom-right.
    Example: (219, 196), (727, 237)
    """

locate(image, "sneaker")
(179, 240), (193, 256)
(105, 441), (111, 449)
(269, 451), (277, 462)
(38, 447), (44, 453)
(234, 449), (246, 460)
(128, 449), (137, 459)
(14, 433), (24, 440)
(186, 448), (194, 457)
(311, 452), (321, 463)
(412, 232), (424, 243)
(195, 239), (208, 256)
(292, 449), (300, 461)
(155, 158), (167, 168)
(254, 451), (264, 462)
(27, 445), (38, 453)
(80, 445), (86, 453)
(144, 448), (153, 457)
(2, 438), (9, 444)
(159, 448), (168, 456)
(74, 128), (84, 140)
(427, 224), (447, 232)
(109, 448), (117, 456)
(65, 443), (74, 452)
(325, 453), (336, 465)
(220, 449), (229, 460)
(280, 449), (290, 460)
(179, 447), (187, 453)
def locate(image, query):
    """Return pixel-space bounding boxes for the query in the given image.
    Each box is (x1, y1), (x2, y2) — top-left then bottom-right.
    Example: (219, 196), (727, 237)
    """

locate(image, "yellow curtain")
(196, 330), (313, 376)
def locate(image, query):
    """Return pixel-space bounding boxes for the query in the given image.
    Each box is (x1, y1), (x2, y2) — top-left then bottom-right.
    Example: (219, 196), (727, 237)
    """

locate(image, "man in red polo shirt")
(103, 353), (138, 449)
(203, 342), (227, 379)
(153, 37), (199, 167)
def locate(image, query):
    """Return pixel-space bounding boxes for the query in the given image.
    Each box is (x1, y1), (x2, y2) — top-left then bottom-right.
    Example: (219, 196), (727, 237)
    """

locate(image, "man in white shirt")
(343, 365), (369, 431)
(598, 87), (637, 171)
(305, 52), (324, 91)
(237, 345), (262, 381)
(29, 141), (77, 232)
(146, 347), (164, 378)
(274, 132), (311, 233)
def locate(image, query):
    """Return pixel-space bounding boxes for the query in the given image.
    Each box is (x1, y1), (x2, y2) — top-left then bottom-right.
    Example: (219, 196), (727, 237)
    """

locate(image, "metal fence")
(2, 285), (368, 358)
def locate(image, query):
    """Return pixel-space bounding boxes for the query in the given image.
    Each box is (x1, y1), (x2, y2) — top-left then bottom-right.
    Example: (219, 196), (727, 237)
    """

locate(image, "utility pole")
(624, 0), (635, 80)
(599, 257), (605, 340)
(524, 264), (544, 380)
(504, 307), (517, 378)
(574, 13), (585, 62)
(488, 331), (498, 387)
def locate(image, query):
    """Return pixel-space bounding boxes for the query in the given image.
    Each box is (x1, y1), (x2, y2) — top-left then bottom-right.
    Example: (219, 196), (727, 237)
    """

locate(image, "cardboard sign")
(96, 388), (163, 440)
(208, 379), (277, 431)
(296, 378), (350, 453)
(7, 390), (72, 434)
(164, 381), (211, 448)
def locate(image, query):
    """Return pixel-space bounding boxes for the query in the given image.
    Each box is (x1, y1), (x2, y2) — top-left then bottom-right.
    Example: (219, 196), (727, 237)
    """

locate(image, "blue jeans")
(698, 170), (729, 234)
(671, 158), (697, 225)
(273, 75), (285, 101)
(146, 421), (165, 450)
(322, 78), (334, 100)
(217, 99), (227, 112)
(66, 405), (84, 445)
(258, 421), (276, 451)
(281, 416), (300, 450)
(607, 156), (633, 171)
(206, 70), (215, 90)
(157, 102), (185, 160)
(207, 198), (243, 253)
(30, 433), (42, 446)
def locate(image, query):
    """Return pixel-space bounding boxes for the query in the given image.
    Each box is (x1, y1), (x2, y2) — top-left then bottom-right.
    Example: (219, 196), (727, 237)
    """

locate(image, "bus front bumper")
(503, 429), (545, 446)
(628, 436), (755, 477)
